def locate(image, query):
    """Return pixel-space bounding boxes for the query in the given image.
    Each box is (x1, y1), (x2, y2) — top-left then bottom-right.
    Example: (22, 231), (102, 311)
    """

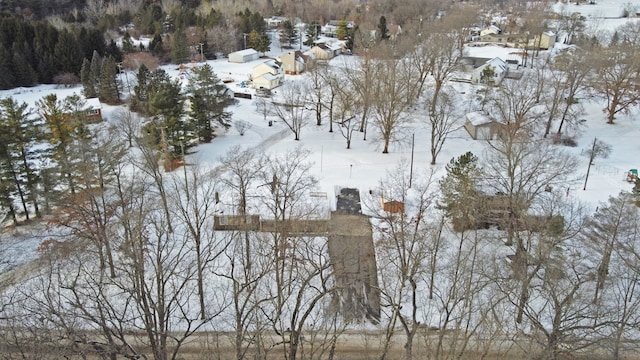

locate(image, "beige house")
(252, 59), (285, 90)
(478, 31), (556, 50)
(309, 44), (334, 60)
(253, 73), (283, 90)
(309, 41), (343, 60)
(277, 51), (307, 75)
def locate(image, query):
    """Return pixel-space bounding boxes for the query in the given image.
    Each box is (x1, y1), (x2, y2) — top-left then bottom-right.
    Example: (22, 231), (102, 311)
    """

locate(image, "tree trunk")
(197, 239), (206, 320)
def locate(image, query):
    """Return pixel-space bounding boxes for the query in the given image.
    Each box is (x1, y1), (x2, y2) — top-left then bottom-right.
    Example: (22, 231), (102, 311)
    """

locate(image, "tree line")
(0, 60), (235, 226)
(0, 16), (121, 89)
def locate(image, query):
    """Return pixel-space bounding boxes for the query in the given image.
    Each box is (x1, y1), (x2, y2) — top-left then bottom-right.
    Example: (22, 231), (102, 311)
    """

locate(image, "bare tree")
(591, 43), (640, 124)
(217, 147), (273, 360)
(424, 87), (460, 165)
(421, 30), (461, 115)
(555, 7), (586, 44)
(112, 107), (142, 148)
(339, 54), (375, 139)
(331, 72), (362, 149)
(550, 47), (591, 136)
(54, 126), (127, 279)
(116, 201), (227, 360)
(270, 82), (311, 140)
(169, 161), (225, 320)
(487, 76), (546, 137)
(582, 137), (611, 191)
(220, 230), (273, 360)
(597, 192), (640, 359)
(255, 96), (270, 122)
(134, 130), (173, 233)
(364, 161), (437, 360)
(234, 120), (252, 136)
(305, 61), (328, 127)
(485, 138), (578, 323)
(254, 147), (334, 360)
(582, 192), (637, 303)
(369, 59), (414, 153)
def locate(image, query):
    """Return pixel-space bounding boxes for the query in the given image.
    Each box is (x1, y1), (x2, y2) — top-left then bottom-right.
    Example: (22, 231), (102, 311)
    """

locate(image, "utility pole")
(243, 33), (248, 49)
(116, 62), (132, 99)
(409, 133), (415, 188)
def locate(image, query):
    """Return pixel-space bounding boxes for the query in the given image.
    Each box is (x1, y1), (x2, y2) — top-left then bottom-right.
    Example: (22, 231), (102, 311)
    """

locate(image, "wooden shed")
(383, 200), (404, 214)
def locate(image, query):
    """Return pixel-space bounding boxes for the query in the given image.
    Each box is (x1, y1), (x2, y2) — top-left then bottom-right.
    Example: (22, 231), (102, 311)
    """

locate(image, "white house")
(471, 57), (507, 85)
(228, 48), (259, 63)
(265, 16), (287, 28)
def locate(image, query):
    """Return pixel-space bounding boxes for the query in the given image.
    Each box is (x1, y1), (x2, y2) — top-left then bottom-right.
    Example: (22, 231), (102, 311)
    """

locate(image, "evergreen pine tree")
(247, 29), (271, 53)
(34, 47), (55, 84)
(122, 32), (135, 53)
(304, 22), (321, 46)
(0, 45), (16, 89)
(11, 49), (38, 87)
(186, 64), (234, 143)
(37, 94), (83, 195)
(279, 20), (296, 48)
(104, 40), (123, 63)
(149, 78), (189, 157)
(439, 151), (483, 231)
(149, 33), (164, 57)
(0, 98), (42, 218)
(170, 28), (189, 64)
(0, 104), (20, 224)
(378, 16), (390, 41)
(81, 58), (97, 98)
(90, 50), (103, 82)
(98, 56), (120, 104)
(54, 29), (83, 75)
(132, 64), (151, 114)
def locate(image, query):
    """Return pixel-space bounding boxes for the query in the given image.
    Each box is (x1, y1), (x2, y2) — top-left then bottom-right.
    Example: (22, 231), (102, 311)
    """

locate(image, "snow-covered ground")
(1, 7), (639, 275)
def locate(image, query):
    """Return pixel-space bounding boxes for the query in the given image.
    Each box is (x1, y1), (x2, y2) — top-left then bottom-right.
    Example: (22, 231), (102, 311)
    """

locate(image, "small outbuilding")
(383, 200), (405, 214)
(84, 97), (103, 122)
(228, 48), (259, 63)
(464, 112), (504, 140)
(534, 31), (556, 50)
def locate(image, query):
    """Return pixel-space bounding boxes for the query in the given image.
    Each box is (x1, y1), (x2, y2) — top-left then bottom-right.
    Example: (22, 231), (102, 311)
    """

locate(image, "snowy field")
(1, 4), (639, 274)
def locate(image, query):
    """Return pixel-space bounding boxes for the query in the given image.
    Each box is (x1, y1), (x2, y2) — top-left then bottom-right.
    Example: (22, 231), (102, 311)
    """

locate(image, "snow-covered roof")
(256, 73), (283, 82)
(466, 111), (495, 126)
(231, 48), (258, 56)
(86, 97), (102, 109)
(485, 57), (507, 72)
